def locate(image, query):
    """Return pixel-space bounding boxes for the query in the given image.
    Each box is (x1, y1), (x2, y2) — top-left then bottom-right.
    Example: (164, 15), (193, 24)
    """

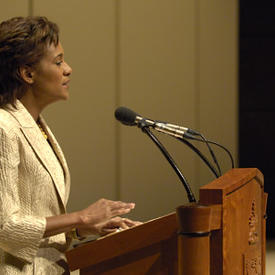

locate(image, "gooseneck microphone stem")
(176, 137), (219, 178)
(188, 136), (235, 169)
(141, 124), (196, 203)
(198, 133), (222, 177)
(114, 106), (234, 200)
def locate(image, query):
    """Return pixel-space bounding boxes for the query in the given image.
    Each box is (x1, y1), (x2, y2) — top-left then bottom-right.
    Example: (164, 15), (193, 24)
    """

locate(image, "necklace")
(37, 122), (48, 140)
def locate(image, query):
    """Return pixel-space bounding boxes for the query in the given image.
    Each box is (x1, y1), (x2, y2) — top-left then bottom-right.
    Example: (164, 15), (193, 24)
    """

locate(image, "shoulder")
(0, 110), (21, 158)
(0, 108), (20, 136)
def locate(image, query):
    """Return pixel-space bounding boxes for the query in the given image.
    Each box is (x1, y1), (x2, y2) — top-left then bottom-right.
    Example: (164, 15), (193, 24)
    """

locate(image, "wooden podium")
(66, 168), (267, 274)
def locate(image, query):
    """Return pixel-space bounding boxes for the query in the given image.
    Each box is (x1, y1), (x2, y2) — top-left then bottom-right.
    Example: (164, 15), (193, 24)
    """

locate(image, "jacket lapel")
(7, 101), (70, 208)
(39, 116), (71, 205)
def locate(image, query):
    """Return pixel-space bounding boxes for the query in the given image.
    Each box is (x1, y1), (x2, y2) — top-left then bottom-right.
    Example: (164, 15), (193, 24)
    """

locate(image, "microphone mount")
(138, 122), (196, 203)
(115, 107), (233, 184)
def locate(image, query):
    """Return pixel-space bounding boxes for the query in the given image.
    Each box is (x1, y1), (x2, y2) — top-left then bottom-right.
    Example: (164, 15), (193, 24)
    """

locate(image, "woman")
(0, 16), (139, 274)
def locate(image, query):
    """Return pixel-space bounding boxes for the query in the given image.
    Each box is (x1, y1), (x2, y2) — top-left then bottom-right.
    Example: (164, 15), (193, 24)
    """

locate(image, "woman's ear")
(19, 66), (35, 84)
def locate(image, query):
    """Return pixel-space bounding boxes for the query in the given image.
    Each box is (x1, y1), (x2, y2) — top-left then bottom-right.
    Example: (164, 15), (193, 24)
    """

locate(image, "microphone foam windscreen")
(114, 107), (137, 126)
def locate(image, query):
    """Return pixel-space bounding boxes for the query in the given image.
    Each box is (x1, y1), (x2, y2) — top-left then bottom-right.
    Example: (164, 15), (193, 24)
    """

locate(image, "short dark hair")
(0, 16), (59, 108)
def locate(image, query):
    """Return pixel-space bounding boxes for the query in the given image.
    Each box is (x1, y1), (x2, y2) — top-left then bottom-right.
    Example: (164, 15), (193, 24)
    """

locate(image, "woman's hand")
(78, 216), (142, 236)
(76, 198), (140, 236)
(44, 198), (140, 238)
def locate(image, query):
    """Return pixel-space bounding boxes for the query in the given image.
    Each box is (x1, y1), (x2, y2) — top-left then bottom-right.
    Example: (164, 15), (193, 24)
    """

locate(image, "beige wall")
(0, 1), (238, 221)
(0, 1), (29, 20)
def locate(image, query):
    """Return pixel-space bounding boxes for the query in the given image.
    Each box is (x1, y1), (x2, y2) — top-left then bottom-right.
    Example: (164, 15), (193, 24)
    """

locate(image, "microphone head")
(114, 106), (138, 126)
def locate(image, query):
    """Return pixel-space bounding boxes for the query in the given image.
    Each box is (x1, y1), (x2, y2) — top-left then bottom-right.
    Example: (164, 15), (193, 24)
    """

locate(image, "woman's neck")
(20, 93), (44, 122)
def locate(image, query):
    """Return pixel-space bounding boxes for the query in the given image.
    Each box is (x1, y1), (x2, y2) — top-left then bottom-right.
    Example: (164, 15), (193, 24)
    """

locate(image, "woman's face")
(31, 42), (72, 106)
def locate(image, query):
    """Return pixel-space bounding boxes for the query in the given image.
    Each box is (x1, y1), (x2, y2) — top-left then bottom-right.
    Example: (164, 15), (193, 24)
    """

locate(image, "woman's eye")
(56, 60), (63, 66)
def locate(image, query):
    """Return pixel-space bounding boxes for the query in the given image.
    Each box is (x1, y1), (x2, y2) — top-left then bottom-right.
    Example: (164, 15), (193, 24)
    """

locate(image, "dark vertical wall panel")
(239, 2), (275, 238)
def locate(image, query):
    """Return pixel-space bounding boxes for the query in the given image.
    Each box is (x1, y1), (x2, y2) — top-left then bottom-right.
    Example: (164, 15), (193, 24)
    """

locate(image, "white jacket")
(0, 100), (71, 274)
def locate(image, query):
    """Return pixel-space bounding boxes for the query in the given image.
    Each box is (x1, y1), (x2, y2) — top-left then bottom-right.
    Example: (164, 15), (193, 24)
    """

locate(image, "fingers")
(108, 201), (135, 216)
(96, 198), (135, 216)
(81, 199), (135, 224)
(78, 199), (138, 236)
(110, 200), (135, 210)
(100, 217), (142, 235)
(107, 216), (130, 230)
(122, 218), (143, 227)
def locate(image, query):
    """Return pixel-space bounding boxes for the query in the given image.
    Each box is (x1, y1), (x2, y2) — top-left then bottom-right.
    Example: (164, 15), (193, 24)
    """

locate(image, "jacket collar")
(7, 100), (70, 208)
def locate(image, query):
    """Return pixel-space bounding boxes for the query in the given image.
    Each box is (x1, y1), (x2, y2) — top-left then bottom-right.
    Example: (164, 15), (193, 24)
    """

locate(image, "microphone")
(115, 106), (197, 202)
(114, 106), (197, 139)
(115, 106), (230, 182)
